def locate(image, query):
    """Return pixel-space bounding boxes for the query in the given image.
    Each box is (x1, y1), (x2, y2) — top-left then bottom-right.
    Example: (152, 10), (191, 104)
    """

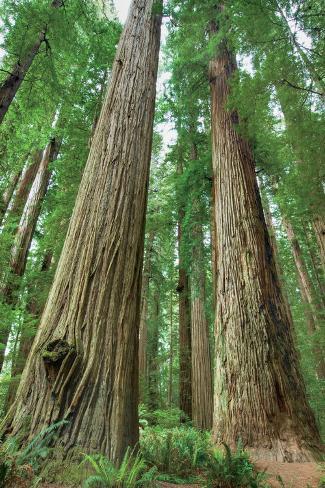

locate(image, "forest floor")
(255, 461), (322, 487)
(39, 462), (323, 488)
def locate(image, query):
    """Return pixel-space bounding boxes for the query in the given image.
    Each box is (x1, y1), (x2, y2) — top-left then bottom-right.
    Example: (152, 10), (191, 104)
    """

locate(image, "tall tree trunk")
(5, 252), (53, 408)
(190, 142), (213, 431)
(1, 0), (162, 463)
(282, 218), (322, 327)
(282, 218), (325, 379)
(0, 140), (59, 371)
(209, 30), (322, 460)
(0, 0), (64, 124)
(148, 287), (159, 411)
(168, 289), (174, 407)
(139, 236), (154, 402)
(191, 230), (213, 431)
(177, 159), (192, 420)
(210, 175), (218, 312)
(0, 34), (45, 125)
(313, 216), (325, 273)
(6, 151), (43, 224)
(0, 171), (22, 225)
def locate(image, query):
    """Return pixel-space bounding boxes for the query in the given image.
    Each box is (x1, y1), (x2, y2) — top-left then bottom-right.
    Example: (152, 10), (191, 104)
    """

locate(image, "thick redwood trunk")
(209, 37), (322, 460)
(0, 141), (59, 371)
(177, 161), (192, 419)
(1, 0), (162, 463)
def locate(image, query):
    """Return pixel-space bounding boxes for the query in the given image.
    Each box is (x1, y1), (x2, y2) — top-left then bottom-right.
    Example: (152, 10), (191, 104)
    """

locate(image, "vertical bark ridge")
(1, 0), (162, 463)
(210, 38), (322, 461)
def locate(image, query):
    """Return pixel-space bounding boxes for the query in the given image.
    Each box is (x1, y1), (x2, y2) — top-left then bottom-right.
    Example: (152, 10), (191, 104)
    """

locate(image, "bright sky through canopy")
(115, 0), (131, 22)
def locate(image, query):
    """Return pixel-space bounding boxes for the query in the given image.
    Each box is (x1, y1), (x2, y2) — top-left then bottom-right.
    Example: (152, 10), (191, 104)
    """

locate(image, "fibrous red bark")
(1, 0), (162, 463)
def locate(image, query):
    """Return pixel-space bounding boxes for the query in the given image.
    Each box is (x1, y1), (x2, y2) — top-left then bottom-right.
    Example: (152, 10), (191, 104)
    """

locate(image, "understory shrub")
(82, 447), (157, 488)
(0, 420), (68, 487)
(140, 426), (211, 481)
(204, 444), (269, 488)
(139, 405), (188, 429)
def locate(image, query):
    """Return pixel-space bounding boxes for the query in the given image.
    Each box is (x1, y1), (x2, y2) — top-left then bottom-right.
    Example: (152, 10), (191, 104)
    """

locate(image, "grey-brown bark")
(168, 289), (174, 407)
(1, 0), (162, 463)
(177, 159), (192, 419)
(0, 171), (22, 225)
(139, 235), (154, 401)
(190, 143), (213, 431)
(209, 31), (322, 461)
(0, 34), (45, 125)
(313, 216), (325, 273)
(282, 218), (325, 379)
(0, 1), (64, 124)
(0, 140), (59, 371)
(148, 287), (159, 411)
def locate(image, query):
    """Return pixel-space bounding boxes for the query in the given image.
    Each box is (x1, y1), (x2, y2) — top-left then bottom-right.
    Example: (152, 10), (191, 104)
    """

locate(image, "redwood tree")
(209, 23), (323, 460)
(1, 0), (162, 463)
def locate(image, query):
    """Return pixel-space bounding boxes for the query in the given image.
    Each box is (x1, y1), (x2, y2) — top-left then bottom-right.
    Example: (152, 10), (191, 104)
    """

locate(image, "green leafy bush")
(139, 405), (188, 429)
(140, 426), (211, 481)
(82, 447), (157, 488)
(204, 444), (269, 488)
(0, 420), (68, 487)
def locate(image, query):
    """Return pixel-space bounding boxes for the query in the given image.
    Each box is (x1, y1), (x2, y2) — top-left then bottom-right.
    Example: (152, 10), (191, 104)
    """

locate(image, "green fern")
(82, 447), (155, 488)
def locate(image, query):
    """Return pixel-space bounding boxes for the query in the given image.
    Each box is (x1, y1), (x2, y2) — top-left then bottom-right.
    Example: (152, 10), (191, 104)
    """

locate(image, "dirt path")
(255, 461), (323, 488)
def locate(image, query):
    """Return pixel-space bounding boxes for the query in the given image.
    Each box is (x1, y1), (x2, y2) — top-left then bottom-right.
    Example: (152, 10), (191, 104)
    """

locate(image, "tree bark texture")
(0, 171), (22, 225)
(190, 143), (213, 431)
(148, 288), (159, 411)
(177, 160), (192, 419)
(209, 39), (322, 461)
(0, 0), (64, 124)
(282, 218), (325, 379)
(0, 34), (45, 125)
(313, 216), (325, 273)
(139, 236), (154, 401)
(0, 141), (59, 371)
(1, 0), (162, 464)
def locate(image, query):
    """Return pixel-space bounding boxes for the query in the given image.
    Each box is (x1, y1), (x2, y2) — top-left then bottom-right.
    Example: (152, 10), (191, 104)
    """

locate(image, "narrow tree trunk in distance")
(148, 288), (159, 411)
(5, 252), (53, 408)
(0, 140), (59, 371)
(313, 217), (325, 273)
(190, 142), (213, 431)
(0, 171), (22, 225)
(0, 0), (64, 124)
(168, 289), (174, 407)
(7, 151), (43, 223)
(139, 236), (154, 402)
(209, 29), (322, 460)
(1, 1), (162, 463)
(282, 218), (325, 379)
(177, 160), (192, 419)
(191, 232), (213, 431)
(0, 34), (45, 125)
(283, 218), (322, 327)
